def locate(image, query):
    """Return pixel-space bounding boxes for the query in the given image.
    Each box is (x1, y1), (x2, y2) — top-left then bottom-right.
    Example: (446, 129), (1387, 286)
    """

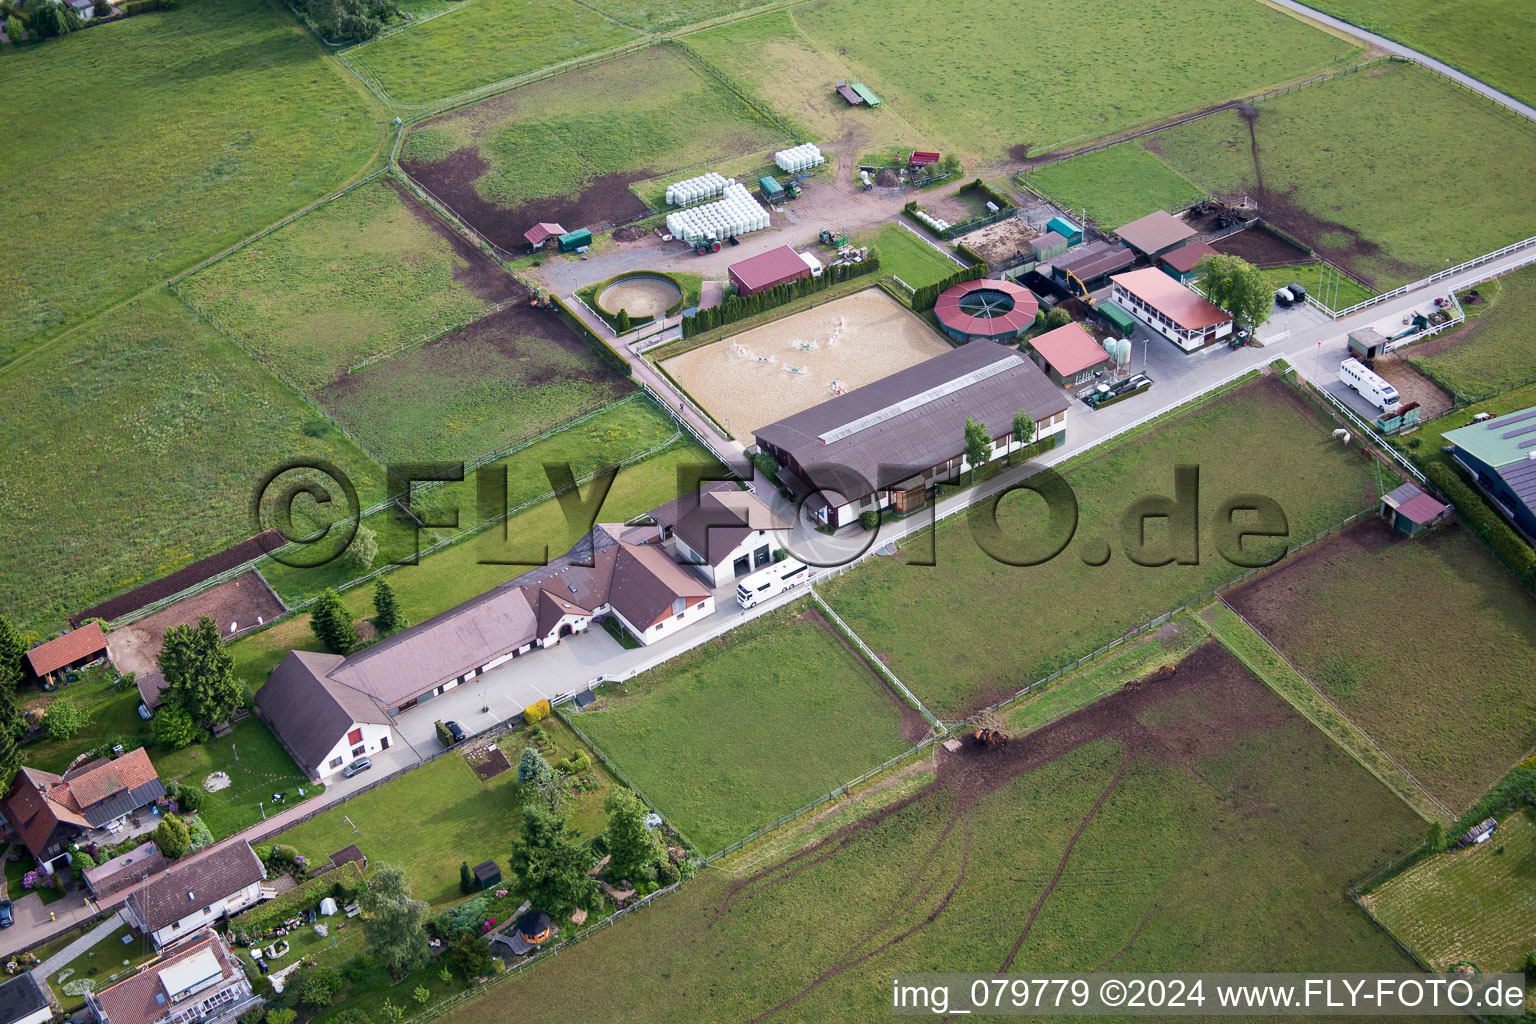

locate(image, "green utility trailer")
(558, 228), (592, 253)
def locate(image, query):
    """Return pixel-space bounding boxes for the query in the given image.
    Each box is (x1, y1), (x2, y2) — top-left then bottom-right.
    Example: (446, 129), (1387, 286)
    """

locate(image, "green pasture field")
(0, 0), (379, 357)
(274, 718), (611, 907)
(346, 0), (639, 107)
(681, 13), (922, 159)
(855, 223), (964, 302)
(573, 602), (916, 854)
(1022, 144), (1207, 228)
(586, 0), (763, 31)
(1225, 519), (1536, 813)
(439, 643), (1422, 1021)
(1408, 263), (1536, 401)
(1253, 264), (1374, 309)
(400, 45), (790, 213)
(0, 290), (384, 635)
(1306, 0), (1536, 108)
(819, 375), (1384, 718)
(1146, 62), (1536, 288)
(257, 395), (679, 604)
(787, 0), (1359, 164)
(229, 439), (724, 692)
(180, 177), (517, 391)
(1362, 809), (1536, 975)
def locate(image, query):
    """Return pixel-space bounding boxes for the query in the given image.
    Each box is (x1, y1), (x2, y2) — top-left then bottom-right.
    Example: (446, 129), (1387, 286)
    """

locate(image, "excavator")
(1062, 267), (1095, 307)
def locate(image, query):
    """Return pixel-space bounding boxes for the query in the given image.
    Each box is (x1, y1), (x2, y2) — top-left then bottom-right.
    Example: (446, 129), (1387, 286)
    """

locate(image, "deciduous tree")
(153, 705), (197, 750)
(1012, 410), (1035, 453)
(444, 932), (493, 979)
(42, 694), (89, 740)
(342, 524), (379, 576)
(360, 864), (431, 975)
(963, 417), (991, 481)
(1196, 253), (1272, 335)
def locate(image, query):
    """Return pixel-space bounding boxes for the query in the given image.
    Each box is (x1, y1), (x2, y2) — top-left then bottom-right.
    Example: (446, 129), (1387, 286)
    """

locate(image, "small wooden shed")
(473, 859), (502, 890)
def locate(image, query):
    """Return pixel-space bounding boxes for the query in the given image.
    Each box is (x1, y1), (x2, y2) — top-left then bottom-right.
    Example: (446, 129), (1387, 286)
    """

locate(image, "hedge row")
(550, 295), (632, 377)
(959, 178), (1013, 212)
(954, 241), (988, 267)
(232, 862), (364, 939)
(680, 252), (880, 339)
(910, 261), (986, 313)
(1425, 462), (1536, 588)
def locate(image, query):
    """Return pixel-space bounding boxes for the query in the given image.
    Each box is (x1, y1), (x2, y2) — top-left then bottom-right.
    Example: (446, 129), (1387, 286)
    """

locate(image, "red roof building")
(933, 279), (1039, 343)
(1157, 240), (1220, 282)
(1110, 268), (1233, 352)
(25, 621), (108, 680)
(728, 245), (811, 296)
(1027, 322), (1113, 385)
(523, 222), (566, 249)
(2, 748), (166, 872)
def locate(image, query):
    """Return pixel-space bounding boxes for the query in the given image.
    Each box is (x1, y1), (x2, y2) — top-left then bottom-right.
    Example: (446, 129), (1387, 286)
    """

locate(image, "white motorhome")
(735, 558), (811, 608)
(1340, 357), (1400, 413)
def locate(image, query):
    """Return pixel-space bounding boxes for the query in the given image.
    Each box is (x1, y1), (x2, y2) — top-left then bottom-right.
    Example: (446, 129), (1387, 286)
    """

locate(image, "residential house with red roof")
(85, 930), (255, 1024)
(1, 748), (165, 874)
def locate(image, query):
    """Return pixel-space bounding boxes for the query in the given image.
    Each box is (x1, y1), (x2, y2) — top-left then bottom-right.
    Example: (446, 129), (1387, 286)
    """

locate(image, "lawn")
(257, 394), (680, 605)
(0, 290), (384, 635)
(180, 177), (520, 391)
(1362, 808), (1536, 975)
(1146, 62), (1536, 288)
(346, 0), (640, 107)
(156, 717), (317, 839)
(0, 0), (380, 357)
(437, 643), (1424, 1021)
(787, 0), (1359, 164)
(1407, 263), (1536, 401)
(229, 438), (725, 692)
(573, 602), (918, 854)
(1226, 518), (1536, 814)
(45, 923), (159, 1014)
(681, 12), (922, 157)
(272, 718), (610, 907)
(819, 375), (1384, 718)
(1252, 263), (1374, 310)
(585, 0), (762, 31)
(854, 222), (964, 303)
(18, 665), (152, 776)
(399, 44), (790, 242)
(1306, 0), (1536, 109)
(1022, 143), (1208, 228)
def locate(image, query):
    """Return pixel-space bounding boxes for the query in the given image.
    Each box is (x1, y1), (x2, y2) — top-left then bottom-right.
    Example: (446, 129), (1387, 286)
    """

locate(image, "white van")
(1340, 357), (1400, 413)
(736, 558), (811, 608)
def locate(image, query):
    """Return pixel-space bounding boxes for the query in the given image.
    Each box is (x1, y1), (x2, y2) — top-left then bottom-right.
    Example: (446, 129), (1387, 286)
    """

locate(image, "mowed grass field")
(855, 223), (965, 302)
(1409, 264), (1536, 401)
(574, 603), (918, 854)
(0, 290), (384, 635)
(346, 0), (639, 107)
(0, 0), (379, 357)
(181, 177), (519, 390)
(1147, 62), (1536, 288)
(682, 13), (922, 161)
(587, 0), (763, 31)
(274, 719), (611, 907)
(1226, 518), (1536, 813)
(787, 0), (1358, 164)
(1307, 0), (1536, 108)
(1023, 144), (1208, 228)
(1363, 809), (1536, 974)
(401, 45), (790, 221)
(440, 643), (1423, 1022)
(229, 438), (724, 692)
(257, 395), (678, 605)
(820, 375), (1383, 718)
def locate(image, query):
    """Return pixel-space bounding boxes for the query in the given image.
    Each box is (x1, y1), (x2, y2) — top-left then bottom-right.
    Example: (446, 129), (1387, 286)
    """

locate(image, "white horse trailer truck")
(1340, 357), (1400, 413)
(736, 558), (811, 608)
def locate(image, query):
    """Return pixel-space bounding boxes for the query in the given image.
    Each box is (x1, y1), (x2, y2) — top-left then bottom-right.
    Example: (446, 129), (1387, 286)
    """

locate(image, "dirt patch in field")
(797, 607), (930, 745)
(74, 532), (281, 626)
(468, 746), (513, 781)
(1372, 357), (1454, 419)
(107, 572), (285, 676)
(612, 224), (648, 243)
(1224, 516), (1396, 629)
(400, 147), (648, 253)
(1212, 226), (1311, 267)
(390, 177), (523, 303)
(954, 216), (1038, 266)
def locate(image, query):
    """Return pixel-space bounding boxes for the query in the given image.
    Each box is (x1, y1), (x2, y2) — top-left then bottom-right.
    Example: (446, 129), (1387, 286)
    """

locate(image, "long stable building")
(1443, 406), (1536, 540)
(754, 341), (1068, 527)
(1109, 267), (1232, 351)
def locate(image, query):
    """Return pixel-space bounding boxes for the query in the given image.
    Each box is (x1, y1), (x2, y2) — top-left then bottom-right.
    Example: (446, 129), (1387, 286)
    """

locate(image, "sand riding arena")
(660, 288), (951, 434)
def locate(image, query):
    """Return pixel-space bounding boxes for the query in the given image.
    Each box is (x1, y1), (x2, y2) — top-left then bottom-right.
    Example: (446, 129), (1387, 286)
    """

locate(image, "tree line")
(680, 251), (881, 340)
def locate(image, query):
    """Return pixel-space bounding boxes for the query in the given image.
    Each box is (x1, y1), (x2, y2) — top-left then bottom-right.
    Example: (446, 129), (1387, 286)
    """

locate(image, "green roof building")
(1096, 300), (1137, 337)
(1443, 406), (1536, 539)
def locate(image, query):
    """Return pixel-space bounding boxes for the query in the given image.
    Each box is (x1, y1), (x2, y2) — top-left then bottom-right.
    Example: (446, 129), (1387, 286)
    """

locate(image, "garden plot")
(438, 642), (1423, 1022)
(660, 288), (950, 434)
(399, 46), (791, 251)
(1225, 517), (1536, 813)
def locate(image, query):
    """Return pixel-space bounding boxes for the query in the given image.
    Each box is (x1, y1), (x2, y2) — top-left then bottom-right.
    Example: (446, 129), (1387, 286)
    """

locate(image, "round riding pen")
(933, 278), (1039, 344)
(660, 288), (952, 435)
(598, 274), (683, 320)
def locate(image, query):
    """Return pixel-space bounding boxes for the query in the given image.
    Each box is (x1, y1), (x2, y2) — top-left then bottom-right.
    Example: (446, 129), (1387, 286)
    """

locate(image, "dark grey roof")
(257, 650), (391, 774)
(672, 491), (782, 565)
(81, 780), (167, 828)
(1494, 456), (1536, 512)
(754, 341), (1068, 499)
(1382, 482), (1423, 507)
(473, 860), (500, 881)
(606, 544), (711, 631)
(136, 670), (169, 711)
(125, 841), (265, 933)
(1051, 240), (1134, 281)
(648, 480), (737, 536)
(0, 972), (48, 1024)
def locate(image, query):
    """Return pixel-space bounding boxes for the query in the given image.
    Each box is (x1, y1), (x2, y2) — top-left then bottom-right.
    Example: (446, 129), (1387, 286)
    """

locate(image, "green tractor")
(819, 227), (849, 247)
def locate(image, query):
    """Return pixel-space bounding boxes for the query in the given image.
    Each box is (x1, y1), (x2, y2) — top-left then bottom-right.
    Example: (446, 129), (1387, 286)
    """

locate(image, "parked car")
(1274, 287), (1294, 308)
(445, 721), (466, 744)
(1288, 282), (1307, 301)
(0, 899), (14, 928)
(343, 757), (372, 778)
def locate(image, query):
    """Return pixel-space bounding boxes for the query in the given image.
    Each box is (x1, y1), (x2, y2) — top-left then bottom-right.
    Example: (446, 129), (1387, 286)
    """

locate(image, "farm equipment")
(972, 728), (1009, 748)
(1062, 268), (1095, 306)
(695, 239), (722, 255)
(819, 227), (849, 247)
(908, 150), (941, 169)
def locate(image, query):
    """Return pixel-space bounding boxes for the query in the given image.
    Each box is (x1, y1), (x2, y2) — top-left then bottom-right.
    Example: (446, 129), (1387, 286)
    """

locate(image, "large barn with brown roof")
(0, 748), (165, 873)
